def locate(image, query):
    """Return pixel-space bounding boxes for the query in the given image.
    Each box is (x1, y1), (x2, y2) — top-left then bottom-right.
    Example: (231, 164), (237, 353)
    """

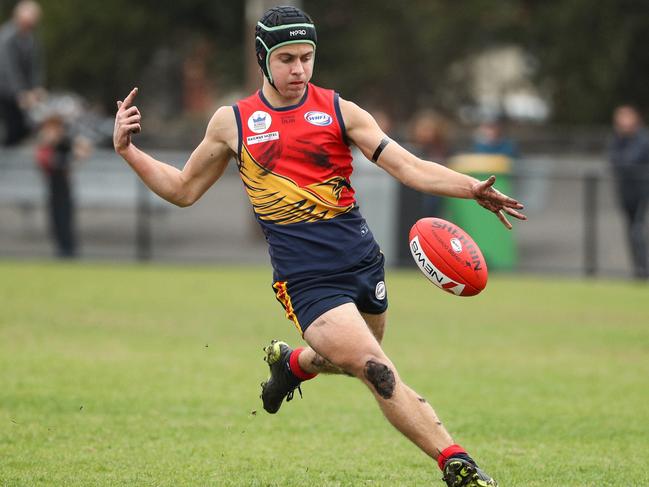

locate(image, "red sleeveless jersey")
(235, 83), (355, 222)
(233, 83), (379, 280)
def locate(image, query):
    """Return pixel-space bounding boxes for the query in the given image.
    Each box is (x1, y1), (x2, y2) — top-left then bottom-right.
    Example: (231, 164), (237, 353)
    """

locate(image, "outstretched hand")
(113, 87), (141, 155)
(472, 175), (527, 229)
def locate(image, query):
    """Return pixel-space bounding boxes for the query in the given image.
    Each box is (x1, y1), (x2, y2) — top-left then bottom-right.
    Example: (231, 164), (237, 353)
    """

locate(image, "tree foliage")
(523, 0), (649, 123)
(2, 0), (244, 111)
(2, 0), (647, 123)
(304, 0), (649, 123)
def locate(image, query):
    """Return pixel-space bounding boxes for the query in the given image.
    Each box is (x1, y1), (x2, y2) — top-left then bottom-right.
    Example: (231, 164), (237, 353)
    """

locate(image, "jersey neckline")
(257, 84), (310, 112)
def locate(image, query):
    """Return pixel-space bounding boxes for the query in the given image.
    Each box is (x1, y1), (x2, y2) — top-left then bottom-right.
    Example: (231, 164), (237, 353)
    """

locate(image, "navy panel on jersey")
(260, 206), (379, 281)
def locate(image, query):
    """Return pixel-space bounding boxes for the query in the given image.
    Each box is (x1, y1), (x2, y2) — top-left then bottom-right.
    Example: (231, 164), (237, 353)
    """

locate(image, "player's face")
(269, 44), (314, 100)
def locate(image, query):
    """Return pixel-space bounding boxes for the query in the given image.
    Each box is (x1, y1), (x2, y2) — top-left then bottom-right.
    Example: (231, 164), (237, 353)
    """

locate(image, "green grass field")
(1, 261), (648, 486)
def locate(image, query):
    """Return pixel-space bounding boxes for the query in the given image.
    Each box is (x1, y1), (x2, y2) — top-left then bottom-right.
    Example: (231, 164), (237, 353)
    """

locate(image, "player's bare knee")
(363, 358), (396, 399)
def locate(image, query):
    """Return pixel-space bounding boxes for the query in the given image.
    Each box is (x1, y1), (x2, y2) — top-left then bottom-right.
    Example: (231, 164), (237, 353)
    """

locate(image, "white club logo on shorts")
(375, 281), (386, 300)
(248, 111), (272, 134)
(450, 238), (462, 253)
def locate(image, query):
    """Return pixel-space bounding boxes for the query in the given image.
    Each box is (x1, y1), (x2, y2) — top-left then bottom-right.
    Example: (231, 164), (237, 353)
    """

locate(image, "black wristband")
(371, 137), (391, 163)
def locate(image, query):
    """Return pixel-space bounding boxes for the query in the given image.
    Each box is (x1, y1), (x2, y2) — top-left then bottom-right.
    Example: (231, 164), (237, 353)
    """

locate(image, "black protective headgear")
(255, 6), (317, 89)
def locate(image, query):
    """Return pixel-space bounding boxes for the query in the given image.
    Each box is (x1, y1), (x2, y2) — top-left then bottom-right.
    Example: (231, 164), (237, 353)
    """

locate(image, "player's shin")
(364, 375), (498, 486)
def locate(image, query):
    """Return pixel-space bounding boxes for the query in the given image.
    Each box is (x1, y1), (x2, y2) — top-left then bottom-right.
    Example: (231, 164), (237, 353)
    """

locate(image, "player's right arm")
(113, 87), (237, 207)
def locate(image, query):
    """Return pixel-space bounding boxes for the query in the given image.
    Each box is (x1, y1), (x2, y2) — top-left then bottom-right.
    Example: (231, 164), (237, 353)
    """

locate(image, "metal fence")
(0, 146), (641, 279)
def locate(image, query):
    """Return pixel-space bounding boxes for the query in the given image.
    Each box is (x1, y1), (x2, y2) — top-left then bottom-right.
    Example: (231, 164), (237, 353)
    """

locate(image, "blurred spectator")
(608, 105), (649, 280)
(410, 110), (451, 163)
(182, 39), (216, 116)
(472, 115), (518, 159)
(408, 110), (452, 217)
(35, 114), (91, 258)
(371, 108), (394, 135)
(0, 0), (45, 146)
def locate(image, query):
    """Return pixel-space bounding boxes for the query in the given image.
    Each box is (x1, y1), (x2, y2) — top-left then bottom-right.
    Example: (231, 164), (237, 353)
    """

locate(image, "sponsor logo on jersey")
(248, 111), (271, 134)
(375, 281), (386, 300)
(304, 111), (333, 126)
(450, 238), (462, 253)
(409, 235), (466, 296)
(246, 131), (279, 145)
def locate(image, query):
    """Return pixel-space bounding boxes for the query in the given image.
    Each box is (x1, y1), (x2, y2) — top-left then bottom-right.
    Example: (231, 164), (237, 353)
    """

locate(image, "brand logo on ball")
(375, 281), (386, 300)
(304, 111), (332, 126)
(450, 238), (462, 253)
(248, 111), (271, 134)
(409, 236), (466, 296)
(432, 219), (483, 271)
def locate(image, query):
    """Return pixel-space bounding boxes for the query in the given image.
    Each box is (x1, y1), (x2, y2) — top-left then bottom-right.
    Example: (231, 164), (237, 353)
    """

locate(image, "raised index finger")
(119, 87), (139, 111)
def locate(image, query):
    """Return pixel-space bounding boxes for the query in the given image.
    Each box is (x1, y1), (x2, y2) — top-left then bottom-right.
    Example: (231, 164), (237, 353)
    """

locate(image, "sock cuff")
(288, 347), (318, 381)
(437, 444), (467, 470)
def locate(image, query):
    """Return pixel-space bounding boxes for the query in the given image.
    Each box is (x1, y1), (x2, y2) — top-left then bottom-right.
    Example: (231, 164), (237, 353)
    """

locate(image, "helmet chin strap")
(264, 68), (280, 93)
(257, 52), (279, 93)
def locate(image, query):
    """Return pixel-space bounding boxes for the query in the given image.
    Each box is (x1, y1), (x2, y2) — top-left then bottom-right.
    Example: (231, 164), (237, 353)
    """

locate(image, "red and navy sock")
(437, 444), (477, 470)
(288, 347), (318, 381)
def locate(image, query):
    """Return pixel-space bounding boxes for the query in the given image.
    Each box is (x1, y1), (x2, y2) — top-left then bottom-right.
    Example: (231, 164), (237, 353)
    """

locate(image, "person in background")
(0, 0), (45, 146)
(472, 115), (518, 160)
(608, 105), (649, 280)
(409, 110), (452, 217)
(370, 108), (394, 135)
(35, 114), (91, 258)
(411, 109), (451, 163)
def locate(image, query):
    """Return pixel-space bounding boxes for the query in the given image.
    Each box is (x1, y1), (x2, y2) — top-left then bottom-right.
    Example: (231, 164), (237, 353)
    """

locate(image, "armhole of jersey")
(333, 92), (350, 146)
(232, 104), (243, 161)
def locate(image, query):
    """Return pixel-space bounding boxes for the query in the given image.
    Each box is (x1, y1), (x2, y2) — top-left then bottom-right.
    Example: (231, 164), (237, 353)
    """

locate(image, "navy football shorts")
(272, 249), (388, 335)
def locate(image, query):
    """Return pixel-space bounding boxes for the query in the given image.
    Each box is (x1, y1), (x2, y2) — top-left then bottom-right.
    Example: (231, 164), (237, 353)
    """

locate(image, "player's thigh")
(303, 302), (390, 376)
(360, 310), (387, 343)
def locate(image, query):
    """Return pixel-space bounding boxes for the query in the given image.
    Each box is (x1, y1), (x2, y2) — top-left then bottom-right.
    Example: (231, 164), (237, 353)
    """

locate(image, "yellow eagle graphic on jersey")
(238, 144), (354, 224)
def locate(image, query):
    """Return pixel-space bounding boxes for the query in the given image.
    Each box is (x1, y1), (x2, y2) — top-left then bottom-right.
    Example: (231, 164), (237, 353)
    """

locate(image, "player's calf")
(297, 347), (349, 375)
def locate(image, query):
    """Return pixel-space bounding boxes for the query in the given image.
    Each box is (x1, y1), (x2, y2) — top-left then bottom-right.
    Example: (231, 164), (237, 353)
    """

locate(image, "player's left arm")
(339, 98), (526, 229)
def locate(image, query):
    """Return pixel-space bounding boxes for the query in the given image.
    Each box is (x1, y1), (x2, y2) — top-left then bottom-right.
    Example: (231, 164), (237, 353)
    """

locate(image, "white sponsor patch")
(248, 110), (272, 134)
(450, 238), (462, 253)
(246, 131), (279, 145)
(409, 235), (465, 296)
(304, 111), (333, 126)
(375, 281), (386, 300)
